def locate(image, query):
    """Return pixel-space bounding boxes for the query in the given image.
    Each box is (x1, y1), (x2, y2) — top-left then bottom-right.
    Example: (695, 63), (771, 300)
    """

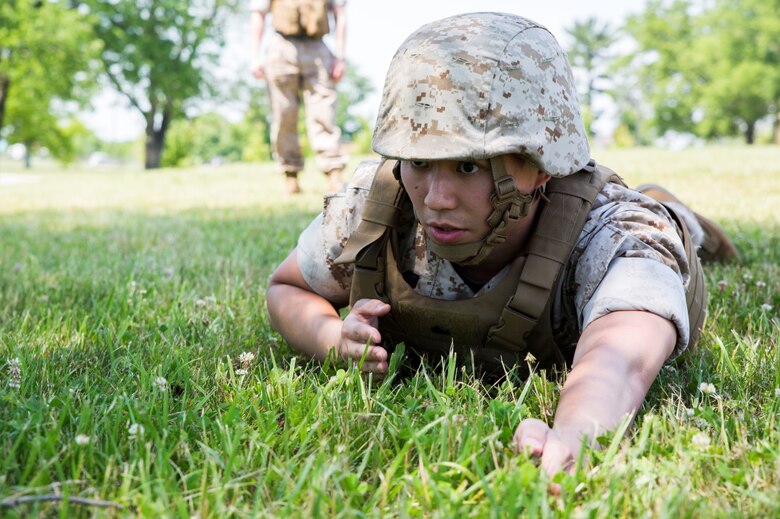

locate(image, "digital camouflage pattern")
(297, 160), (698, 357)
(265, 33), (346, 174)
(372, 12), (590, 177)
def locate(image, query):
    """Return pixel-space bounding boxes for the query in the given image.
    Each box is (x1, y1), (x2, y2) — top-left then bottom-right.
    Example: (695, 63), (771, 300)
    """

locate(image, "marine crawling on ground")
(265, 11), (738, 489)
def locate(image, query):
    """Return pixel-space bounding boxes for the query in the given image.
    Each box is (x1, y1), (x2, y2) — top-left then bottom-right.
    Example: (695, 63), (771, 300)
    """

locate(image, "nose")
(423, 165), (458, 211)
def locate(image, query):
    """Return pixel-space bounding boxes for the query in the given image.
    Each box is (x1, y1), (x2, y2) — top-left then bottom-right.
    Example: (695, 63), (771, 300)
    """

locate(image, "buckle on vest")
(487, 305), (537, 354)
(494, 176), (516, 201)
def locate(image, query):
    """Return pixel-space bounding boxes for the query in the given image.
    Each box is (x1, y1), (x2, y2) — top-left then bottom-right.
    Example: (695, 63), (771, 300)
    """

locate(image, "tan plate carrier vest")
(271, 0), (330, 39)
(335, 160), (707, 377)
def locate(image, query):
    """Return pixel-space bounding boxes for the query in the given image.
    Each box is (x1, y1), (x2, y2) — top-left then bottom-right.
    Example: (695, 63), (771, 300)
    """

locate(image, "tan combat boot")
(285, 171), (301, 194)
(636, 183), (739, 263)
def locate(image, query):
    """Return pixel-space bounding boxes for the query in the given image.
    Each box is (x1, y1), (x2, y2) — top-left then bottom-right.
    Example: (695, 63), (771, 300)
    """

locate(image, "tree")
(0, 0), (99, 165)
(565, 17), (618, 138)
(161, 112), (249, 167)
(335, 63), (374, 141)
(78, 0), (241, 169)
(625, 0), (780, 144)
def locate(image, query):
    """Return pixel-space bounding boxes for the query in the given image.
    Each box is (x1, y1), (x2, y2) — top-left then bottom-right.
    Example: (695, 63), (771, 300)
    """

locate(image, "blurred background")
(1, 0), (778, 171)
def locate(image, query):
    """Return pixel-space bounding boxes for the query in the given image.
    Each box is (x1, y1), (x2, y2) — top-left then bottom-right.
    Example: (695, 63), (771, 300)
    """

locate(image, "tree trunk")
(143, 105), (172, 169)
(144, 129), (164, 169)
(745, 120), (755, 145)
(774, 110), (780, 145)
(0, 75), (9, 134)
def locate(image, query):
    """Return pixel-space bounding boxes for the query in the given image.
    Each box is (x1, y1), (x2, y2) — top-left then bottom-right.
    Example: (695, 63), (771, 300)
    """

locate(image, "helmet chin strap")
(426, 157), (540, 266)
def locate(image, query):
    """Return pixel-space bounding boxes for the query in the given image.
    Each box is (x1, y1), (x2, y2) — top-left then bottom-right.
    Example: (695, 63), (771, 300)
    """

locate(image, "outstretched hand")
(513, 418), (575, 495)
(337, 298), (391, 374)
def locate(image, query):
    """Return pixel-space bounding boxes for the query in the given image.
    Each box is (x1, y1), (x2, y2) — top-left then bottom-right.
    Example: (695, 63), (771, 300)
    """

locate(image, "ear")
(533, 170), (552, 190)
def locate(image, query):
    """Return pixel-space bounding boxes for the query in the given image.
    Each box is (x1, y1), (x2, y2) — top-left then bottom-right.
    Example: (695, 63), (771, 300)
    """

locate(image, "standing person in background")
(250, 0), (348, 194)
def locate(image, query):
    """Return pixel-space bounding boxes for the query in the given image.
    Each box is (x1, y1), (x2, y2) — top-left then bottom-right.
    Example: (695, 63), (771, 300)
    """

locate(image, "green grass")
(0, 147), (778, 517)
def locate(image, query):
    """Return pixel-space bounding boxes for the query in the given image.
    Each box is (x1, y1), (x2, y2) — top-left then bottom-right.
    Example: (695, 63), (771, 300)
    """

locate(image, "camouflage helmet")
(372, 12), (589, 178)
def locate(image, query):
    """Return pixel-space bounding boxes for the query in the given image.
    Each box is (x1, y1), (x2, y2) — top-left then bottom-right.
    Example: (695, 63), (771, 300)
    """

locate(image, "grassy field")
(0, 146), (778, 517)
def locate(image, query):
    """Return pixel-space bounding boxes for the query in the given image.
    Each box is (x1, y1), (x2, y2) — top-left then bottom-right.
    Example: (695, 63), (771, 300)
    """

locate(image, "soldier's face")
(399, 155), (545, 246)
(400, 159), (494, 246)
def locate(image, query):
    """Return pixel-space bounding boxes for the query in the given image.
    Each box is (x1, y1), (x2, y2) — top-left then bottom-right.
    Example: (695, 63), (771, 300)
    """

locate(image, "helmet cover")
(372, 12), (589, 177)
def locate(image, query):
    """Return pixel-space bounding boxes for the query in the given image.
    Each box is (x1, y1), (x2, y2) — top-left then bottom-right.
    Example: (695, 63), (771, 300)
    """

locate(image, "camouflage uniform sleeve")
(571, 183), (691, 358)
(295, 160), (378, 302)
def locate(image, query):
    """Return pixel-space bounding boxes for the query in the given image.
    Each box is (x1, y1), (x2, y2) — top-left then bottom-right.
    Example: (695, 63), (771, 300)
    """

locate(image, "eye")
(409, 160), (429, 168)
(458, 161), (482, 175)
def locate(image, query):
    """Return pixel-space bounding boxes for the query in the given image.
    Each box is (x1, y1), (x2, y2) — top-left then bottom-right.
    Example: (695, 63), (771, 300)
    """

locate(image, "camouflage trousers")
(265, 32), (347, 175)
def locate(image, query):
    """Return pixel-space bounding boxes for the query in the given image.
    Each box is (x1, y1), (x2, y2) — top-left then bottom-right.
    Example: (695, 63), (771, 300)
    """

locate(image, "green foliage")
(624, 0), (780, 143)
(336, 63), (374, 140)
(350, 117), (375, 155)
(78, 0), (242, 168)
(0, 148), (778, 515)
(0, 0), (100, 164)
(565, 17), (618, 138)
(162, 113), (248, 168)
(240, 85), (273, 163)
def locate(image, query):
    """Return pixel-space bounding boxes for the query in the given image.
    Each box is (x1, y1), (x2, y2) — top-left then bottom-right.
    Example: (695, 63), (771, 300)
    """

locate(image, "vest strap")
(485, 164), (618, 365)
(334, 160), (404, 266)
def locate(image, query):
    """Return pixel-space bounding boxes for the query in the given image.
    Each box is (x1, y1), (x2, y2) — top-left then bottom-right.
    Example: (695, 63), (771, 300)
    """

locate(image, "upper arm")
(269, 247), (311, 291)
(570, 183), (692, 356)
(574, 310), (676, 390)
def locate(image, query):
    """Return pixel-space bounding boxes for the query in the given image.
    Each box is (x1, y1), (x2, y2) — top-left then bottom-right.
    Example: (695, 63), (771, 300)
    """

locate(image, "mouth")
(425, 222), (467, 244)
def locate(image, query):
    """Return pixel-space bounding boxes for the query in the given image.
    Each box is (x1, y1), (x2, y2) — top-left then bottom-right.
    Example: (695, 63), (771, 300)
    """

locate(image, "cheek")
(400, 171), (423, 197)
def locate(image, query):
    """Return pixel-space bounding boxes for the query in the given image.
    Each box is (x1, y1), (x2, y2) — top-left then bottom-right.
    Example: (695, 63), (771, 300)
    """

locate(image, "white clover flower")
(755, 281), (766, 288)
(760, 304), (773, 312)
(699, 382), (716, 395)
(195, 295), (217, 307)
(128, 423), (145, 441)
(75, 434), (91, 446)
(742, 272), (753, 281)
(239, 352), (256, 366)
(154, 376), (168, 392)
(7, 357), (21, 389)
(235, 368), (248, 376)
(717, 279), (728, 291)
(775, 387), (780, 398)
(686, 408), (695, 417)
(691, 432), (711, 449)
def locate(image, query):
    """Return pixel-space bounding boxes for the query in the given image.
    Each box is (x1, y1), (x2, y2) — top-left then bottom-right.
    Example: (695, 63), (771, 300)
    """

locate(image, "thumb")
(513, 418), (550, 457)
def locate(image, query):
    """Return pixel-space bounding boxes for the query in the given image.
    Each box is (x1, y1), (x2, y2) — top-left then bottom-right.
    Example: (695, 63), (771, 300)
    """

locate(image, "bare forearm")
(552, 347), (646, 451)
(267, 283), (343, 361)
(333, 6), (346, 59)
(250, 11), (266, 59)
(552, 311), (675, 454)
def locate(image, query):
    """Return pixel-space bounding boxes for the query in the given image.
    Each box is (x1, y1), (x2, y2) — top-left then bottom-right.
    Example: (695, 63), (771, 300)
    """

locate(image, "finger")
(343, 321), (383, 345)
(359, 360), (388, 374)
(513, 418), (550, 457)
(340, 342), (387, 362)
(352, 299), (391, 318)
(539, 434), (575, 479)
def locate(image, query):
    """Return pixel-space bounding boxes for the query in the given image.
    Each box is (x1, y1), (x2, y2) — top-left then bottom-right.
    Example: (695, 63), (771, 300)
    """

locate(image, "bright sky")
(84, 0), (648, 141)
